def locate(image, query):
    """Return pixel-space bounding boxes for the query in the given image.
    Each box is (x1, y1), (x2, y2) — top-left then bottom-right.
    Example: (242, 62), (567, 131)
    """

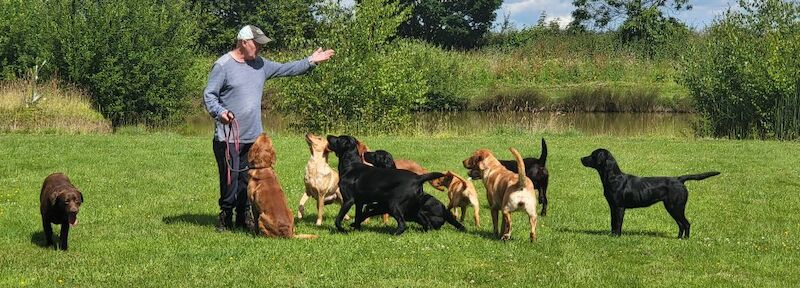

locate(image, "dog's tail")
(678, 171), (720, 183)
(293, 234), (319, 239)
(539, 138), (547, 165)
(416, 172), (446, 185)
(509, 147), (527, 188)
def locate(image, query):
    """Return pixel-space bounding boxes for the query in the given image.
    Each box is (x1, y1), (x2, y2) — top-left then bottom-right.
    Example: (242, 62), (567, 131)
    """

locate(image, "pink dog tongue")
(69, 214), (78, 227)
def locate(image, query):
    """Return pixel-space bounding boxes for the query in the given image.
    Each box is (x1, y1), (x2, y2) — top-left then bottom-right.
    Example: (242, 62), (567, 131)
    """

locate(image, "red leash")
(222, 117), (241, 186)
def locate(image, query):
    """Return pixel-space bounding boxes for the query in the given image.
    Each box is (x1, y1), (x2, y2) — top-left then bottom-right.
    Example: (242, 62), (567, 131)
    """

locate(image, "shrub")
(400, 40), (470, 111)
(0, 0), (198, 127)
(0, 0), (57, 80)
(681, 0), (800, 139)
(277, 0), (425, 134)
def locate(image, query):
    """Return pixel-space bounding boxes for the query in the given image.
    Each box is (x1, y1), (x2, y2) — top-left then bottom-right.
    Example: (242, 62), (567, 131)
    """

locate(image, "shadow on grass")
(30, 231), (53, 248)
(297, 213), (401, 234)
(555, 227), (672, 238)
(471, 229), (501, 240)
(162, 213), (216, 227)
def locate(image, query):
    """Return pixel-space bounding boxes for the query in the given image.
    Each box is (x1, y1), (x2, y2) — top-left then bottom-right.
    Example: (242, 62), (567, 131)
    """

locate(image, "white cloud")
(545, 15), (573, 29)
(497, 0), (576, 29)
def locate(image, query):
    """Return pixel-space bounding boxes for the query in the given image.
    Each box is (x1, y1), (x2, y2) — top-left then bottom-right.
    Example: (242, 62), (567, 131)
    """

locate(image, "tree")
(396, 0), (503, 49)
(570, 0), (692, 56)
(571, 0), (691, 30)
(190, 0), (318, 54)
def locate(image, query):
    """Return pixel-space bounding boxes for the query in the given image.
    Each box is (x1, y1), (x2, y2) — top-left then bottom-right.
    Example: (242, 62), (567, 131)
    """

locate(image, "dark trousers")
(213, 140), (253, 213)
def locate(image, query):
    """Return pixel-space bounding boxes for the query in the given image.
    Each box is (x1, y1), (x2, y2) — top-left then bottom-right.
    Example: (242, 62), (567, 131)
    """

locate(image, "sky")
(497, 0), (736, 30)
(339, 0), (737, 31)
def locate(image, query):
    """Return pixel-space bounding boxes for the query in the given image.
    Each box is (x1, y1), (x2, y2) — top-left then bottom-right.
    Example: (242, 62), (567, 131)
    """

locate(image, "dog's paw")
(315, 219), (323, 226)
(349, 222), (362, 230)
(500, 234), (511, 241)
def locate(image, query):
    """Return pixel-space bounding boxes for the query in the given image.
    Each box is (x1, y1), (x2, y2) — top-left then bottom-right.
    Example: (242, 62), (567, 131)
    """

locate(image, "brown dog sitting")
(463, 148), (538, 241)
(40, 173), (84, 250)
(299, 133), (347, 226)
(431, 171), (481, 227)
(247, 134), (316, 239)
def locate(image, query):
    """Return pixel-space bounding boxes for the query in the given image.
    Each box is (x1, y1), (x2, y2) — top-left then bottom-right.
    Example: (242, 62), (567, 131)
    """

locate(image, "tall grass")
(0, 80), (111, 134)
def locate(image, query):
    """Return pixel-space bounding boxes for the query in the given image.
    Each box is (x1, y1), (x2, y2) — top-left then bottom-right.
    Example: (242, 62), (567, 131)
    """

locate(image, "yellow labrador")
(463, 148), (538, 241)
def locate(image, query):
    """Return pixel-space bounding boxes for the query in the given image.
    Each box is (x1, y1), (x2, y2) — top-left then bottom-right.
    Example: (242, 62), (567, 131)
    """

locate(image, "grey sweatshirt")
(203, 52), (314, 143)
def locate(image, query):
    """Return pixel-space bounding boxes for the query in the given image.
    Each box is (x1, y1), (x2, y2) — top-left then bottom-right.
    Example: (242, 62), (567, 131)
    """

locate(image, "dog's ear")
(596, 150), (611, 166)
(48, 190), (63, 206)
(78, 191), (84, 203)
(475, 151), (491, 170)
(356, 140), (368, 156)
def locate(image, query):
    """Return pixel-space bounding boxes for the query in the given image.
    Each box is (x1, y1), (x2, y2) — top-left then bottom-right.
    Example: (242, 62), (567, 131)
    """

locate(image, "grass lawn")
(1, 132), (798, 287)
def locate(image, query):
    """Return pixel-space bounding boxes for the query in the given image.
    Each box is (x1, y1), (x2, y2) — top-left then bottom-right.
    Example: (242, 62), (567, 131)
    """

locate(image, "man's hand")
(220, 111), (234, 124)
(309, 47), (335, 65)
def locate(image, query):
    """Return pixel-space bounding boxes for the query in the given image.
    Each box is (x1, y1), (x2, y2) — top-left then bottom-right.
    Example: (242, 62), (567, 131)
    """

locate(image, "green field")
(1, 133), (798, 286)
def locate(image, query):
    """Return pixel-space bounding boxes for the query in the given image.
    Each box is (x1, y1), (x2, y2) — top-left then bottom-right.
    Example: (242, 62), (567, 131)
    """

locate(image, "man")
(203, 25), (335, 232)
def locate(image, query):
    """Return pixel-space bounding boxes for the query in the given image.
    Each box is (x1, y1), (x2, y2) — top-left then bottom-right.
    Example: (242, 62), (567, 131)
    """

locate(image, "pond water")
(183, 111), (696, 137)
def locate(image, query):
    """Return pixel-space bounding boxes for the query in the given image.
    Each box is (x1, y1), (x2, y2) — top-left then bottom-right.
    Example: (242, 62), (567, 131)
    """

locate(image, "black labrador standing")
(327, 135), (459, 235)
(581, 149), (719, 238)
(468, 138), (549, 215)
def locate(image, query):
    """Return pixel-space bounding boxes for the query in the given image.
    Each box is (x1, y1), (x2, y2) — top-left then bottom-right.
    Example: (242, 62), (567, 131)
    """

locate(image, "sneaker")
(215, 210), (233, 232)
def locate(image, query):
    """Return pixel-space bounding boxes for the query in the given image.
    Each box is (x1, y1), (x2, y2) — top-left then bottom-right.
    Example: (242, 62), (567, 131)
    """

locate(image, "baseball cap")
(236, 25), (272, 45)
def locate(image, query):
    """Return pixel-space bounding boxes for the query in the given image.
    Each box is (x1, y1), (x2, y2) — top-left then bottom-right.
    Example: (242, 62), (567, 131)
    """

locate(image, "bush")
(277, 0), (425, 134)
(681, 0), (800, 139)
(0, 0), (198, 127)
(400, 40), (471, 111)
(0, 0), (57, 80)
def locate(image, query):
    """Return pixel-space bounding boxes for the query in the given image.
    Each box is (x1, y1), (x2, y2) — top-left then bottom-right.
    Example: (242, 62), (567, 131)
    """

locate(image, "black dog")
(40, 173), (84, 250)
(363, 150), (396, 168)
(361, 193), (465, 231)
(327, 135), (452, 235)
(581, 148), (719, 238)
(362, 150), (464, 231)
(468, 138), (549, 215)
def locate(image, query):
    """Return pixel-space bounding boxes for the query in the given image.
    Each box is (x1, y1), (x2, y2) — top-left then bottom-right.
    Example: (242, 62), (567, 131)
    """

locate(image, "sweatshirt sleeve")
(264, 57), (315, 79)
(203, 63), (228, 120)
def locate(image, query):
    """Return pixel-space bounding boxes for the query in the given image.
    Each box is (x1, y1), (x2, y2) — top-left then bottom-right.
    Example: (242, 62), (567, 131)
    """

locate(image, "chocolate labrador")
(40, 173), (84, 250)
